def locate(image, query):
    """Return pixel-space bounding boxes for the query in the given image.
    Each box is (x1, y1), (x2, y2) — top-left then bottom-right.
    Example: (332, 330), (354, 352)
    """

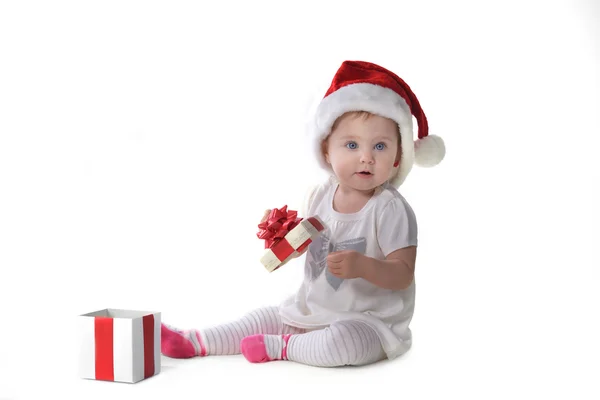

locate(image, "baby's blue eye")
(346, 141), (357, 150)
(375, 143), (386, 151)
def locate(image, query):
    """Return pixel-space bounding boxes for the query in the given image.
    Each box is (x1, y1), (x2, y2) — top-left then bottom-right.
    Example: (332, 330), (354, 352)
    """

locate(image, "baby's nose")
(360, 151), (375, 163)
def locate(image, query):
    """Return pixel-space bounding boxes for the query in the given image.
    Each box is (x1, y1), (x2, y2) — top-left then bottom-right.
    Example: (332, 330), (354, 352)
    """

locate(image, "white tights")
(198, 306), (386, 367)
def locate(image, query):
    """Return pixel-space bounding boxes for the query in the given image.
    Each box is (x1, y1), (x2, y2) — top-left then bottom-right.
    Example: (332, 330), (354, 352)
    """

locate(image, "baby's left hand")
(327, 250), (366, 279)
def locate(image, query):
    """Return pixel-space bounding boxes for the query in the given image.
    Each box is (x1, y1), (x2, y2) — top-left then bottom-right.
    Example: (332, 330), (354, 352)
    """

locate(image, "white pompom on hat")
(311, 60), (445, 187)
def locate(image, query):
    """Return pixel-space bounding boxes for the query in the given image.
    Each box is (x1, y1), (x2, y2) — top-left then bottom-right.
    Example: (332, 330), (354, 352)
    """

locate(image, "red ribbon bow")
(257, 205), (303, 249)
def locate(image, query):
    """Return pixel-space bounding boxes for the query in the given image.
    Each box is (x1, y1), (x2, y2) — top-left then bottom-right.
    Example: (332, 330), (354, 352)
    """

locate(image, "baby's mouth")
(357, 171), (372, 175)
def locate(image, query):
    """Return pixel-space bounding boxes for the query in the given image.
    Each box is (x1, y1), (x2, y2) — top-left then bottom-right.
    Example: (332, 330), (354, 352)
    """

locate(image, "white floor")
(1, 317), (598, 400)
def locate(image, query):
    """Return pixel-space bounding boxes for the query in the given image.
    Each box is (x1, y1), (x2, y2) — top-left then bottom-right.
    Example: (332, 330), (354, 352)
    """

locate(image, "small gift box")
(78, 308), (161, 383)
(257, 205), (326, 272)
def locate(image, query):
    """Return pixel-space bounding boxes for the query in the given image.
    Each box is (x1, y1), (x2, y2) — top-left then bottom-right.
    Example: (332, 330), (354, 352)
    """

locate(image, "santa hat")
(311, 60), (445, 187)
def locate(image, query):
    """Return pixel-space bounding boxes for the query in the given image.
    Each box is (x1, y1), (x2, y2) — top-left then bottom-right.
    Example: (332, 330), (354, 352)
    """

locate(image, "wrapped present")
(78, 308), (161, 383)
(257, 205), (326, 272)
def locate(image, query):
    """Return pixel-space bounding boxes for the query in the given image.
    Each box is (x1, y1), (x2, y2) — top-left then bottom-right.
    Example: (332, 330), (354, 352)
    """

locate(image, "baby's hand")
(327, 250), (365, 279)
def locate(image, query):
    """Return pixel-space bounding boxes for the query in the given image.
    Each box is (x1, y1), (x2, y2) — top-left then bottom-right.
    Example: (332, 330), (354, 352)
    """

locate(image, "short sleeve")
(376, 197), (418, 257)
(301, 180), (329, 216)
(301, 184), (319, 217)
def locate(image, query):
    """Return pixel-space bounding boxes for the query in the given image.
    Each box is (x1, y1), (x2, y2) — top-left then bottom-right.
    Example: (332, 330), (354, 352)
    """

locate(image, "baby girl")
(161, 60), (445, 367)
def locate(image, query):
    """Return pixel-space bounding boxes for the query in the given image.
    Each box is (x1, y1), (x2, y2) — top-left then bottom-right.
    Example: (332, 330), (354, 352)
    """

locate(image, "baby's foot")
(240, 334), (292, 363)
(161, 323), (206, 358)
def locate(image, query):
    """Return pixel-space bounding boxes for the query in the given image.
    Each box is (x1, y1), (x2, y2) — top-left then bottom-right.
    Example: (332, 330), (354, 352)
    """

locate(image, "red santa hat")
(311, 60), (445, 187)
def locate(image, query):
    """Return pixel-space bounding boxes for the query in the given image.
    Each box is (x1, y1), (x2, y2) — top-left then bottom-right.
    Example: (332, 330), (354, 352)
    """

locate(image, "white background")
(0, 0), (598, 399)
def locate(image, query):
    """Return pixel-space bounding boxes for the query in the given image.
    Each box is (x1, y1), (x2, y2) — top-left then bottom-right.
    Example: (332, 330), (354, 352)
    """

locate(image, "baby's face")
(324, 113), (399, 193)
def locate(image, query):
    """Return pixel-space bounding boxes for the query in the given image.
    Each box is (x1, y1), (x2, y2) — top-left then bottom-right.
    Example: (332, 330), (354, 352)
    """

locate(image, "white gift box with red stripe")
(78, 308), (161, 383)
(260, 216), (326, 272)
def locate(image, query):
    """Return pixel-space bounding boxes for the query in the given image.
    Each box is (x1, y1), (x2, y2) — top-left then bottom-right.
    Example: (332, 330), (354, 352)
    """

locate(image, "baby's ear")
(321, 141), (330, 163)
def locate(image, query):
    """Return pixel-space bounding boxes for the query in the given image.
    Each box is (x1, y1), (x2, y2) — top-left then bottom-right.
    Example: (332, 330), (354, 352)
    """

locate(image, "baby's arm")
(326, 246), (416, 290)
(360, 246), (416, 290)
(365, 196), (418, 290)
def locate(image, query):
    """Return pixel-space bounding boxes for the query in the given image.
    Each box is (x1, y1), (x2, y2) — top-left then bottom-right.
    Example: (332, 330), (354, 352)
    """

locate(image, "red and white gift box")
(78, 308), (161, 383)
(258, 206), (326, 272)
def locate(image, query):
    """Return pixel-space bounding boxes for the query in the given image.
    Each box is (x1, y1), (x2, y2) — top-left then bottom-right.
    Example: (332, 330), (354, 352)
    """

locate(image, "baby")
(161, 60), (445, 367)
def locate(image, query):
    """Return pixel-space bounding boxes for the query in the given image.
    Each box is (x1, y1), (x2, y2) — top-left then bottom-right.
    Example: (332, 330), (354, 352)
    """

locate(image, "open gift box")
(78, 308), (161, 383)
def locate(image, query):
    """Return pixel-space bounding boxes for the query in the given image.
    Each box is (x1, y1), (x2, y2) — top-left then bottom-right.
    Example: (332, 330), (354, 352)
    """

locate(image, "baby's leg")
(241, 320), (386, 367)
(161, 306), (305, 358)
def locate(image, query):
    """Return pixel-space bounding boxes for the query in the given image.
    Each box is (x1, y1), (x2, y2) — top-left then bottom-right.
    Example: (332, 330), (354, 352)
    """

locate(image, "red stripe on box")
(307, 217), (324, 232)
(296, 238), (312, 254)
(94, 317), (114, 381)
(271, 238), (295, 261)
(143, 314), (155, 378)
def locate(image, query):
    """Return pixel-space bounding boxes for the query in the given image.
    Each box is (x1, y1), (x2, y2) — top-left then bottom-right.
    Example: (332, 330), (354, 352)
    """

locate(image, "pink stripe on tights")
(195, 330), (207, 356)
(282, 334), (292, 360)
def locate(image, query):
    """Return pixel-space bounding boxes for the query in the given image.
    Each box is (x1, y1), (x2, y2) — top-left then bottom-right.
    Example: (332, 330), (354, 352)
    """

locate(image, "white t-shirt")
(279, 176), (419, 360)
